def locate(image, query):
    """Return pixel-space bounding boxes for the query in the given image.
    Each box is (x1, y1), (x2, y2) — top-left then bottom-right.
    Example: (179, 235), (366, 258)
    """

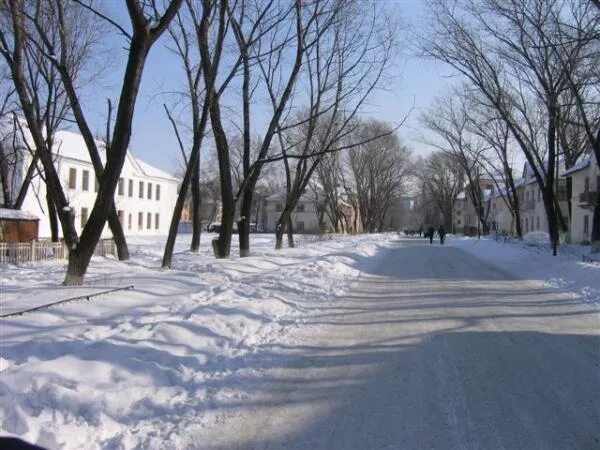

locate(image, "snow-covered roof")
(562, 158), (591, 177)
(0, 208), (39, 221)
(1, 119), (178, 183)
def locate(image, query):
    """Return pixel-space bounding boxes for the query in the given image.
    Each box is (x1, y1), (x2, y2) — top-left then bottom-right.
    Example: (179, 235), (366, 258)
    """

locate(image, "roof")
(562, 158), (591, 177)
(1, 118), (178, 182)
(0, 208), (39, 220)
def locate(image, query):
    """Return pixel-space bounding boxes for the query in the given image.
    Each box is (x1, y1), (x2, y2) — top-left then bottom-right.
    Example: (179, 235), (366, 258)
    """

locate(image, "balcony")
(579, 191), (598, 209)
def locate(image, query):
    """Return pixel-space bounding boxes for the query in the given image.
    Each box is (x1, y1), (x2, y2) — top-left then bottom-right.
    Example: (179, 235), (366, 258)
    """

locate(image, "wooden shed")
(0, 208), (39, 243)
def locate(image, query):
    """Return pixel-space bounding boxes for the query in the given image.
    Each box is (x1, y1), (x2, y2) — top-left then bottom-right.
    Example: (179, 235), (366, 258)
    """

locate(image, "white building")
(516, 163), (569, 236)
(1, 124), (178, 239)
(262, 192), (330, 233)
(564, 151), (599, 244)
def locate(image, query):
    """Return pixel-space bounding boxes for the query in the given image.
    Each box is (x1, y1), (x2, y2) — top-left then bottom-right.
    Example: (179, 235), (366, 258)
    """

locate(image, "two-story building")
(515, 163), (569, 236)
(262, 191), (331, 233)
(563, 151), (599, 244)
(1, 124), (178, 239)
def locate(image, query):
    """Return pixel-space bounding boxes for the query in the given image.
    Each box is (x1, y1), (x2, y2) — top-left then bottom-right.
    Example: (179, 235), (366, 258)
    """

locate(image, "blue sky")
(81, 0), (453, 175)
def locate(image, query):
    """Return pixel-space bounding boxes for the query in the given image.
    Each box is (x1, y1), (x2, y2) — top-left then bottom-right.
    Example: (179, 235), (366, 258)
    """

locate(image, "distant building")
(262, 192), (330, 233)
(381, 195), (419, 232)
(1, 124), (178, 239)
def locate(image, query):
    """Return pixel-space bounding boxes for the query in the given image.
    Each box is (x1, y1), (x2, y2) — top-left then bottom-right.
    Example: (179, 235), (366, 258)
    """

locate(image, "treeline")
(0, 0), (407, 285)
(417, 0), (600, 255)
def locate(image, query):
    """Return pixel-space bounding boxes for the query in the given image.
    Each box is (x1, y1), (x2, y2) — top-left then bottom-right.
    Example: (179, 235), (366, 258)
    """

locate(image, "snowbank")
(450, 235), (600, 308)
(0, 233), (394, 449)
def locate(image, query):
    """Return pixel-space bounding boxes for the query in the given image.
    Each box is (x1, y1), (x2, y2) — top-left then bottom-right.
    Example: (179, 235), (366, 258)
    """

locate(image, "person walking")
(438, 225), (446, 244)
(427, 226), (435, 244)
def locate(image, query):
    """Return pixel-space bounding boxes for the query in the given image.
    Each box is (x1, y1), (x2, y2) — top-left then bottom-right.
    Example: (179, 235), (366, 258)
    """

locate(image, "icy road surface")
(199, 239), (600, 449)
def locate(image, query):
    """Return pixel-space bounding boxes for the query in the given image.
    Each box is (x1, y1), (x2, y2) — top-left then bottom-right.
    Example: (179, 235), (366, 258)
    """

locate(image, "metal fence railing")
(0, 239), (116, 264)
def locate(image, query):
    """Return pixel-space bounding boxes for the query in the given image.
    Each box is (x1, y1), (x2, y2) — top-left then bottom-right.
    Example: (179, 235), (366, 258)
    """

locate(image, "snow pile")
(0, 233), (395, 449)
(451, 235), (600, 308)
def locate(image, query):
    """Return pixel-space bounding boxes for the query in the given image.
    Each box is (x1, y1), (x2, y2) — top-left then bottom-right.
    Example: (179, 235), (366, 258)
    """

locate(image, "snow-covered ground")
(0, 233), (598, 449)
(450, 234), (600, 308)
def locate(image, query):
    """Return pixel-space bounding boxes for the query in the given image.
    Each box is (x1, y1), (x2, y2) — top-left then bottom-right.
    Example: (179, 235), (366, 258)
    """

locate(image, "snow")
(0, 232), (598, 449)
(0, 209), (39, 221)
(450, 235), (600, 308)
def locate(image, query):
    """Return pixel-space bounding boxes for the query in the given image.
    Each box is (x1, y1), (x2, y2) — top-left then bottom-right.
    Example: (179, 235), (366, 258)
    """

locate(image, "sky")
(80, 0), (455, 176)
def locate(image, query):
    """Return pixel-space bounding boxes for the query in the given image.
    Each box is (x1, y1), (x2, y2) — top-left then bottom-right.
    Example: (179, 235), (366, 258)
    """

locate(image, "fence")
(0, 239), (117, 264)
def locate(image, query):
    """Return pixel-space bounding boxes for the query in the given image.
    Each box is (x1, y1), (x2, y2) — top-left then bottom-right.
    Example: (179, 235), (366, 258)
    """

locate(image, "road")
(199, 239), (600, 450)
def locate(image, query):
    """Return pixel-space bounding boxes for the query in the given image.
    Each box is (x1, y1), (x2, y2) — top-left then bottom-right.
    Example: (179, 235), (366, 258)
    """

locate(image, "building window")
(155, 213), (159, 229)
(80, 207), (88, 229)
(583, 215), (589, 236)
(117, 209), (124, 224)
(128, 213), (132, 230)
(128, 179), (134, 197)
(139, 181), (144, 199)
(68, 168), (77, 189)
(118, 178), (124, 196)
(147, 212), (152, 229)
(596, 175), (600, 192)
(275, 203), (283, 212)
(147, 182), (152, 200)
(296, 203), (305, 212)
(526, 191), (530, 201)
(537, 189), (541, 201)
(95, 177), (99, 192)
(138, 212), (143, 230)
(525, 217), (529, 232)
(296, 221), (304, 232)
(82, 170), (89, 191)
(536, 216), (540, 230)
(457, 219), (461, 225)
(584, 177), (590, 193)
(156, 184), (161, 201)
(456, 210), (461, 216)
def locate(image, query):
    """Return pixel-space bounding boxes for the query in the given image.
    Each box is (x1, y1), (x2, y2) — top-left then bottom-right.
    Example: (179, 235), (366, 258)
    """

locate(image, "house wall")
(16, 148), (178, 239)
(569, 155), (599, 244)
(263, 198), (328, 233)
(488, 196), (513, 234)
(516, 180), (568, 236)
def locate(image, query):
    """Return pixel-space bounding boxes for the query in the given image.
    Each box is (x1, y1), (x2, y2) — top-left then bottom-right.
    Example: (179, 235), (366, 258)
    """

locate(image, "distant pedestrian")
(427, 226), (434, 244)
(438, 225), (446, 244)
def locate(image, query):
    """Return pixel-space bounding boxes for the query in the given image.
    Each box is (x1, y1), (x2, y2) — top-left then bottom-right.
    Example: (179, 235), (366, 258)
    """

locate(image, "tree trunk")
(190, 160), (201, 252)
(107, 204), (129, 260)
(214, 204), (234, 258)
(542, 189), (559, 256)
(46, 190), (59, 242)
(162, 179), (188, 268)
(591, 197), (600, 253)
(287, 215), (294, 248)
(238, 190), (253, 257)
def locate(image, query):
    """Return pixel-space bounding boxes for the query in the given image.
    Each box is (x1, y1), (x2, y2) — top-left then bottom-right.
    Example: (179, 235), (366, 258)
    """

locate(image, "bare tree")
(1, 0), (183, 284)
(415, 152), (465, 231)
(0, 0), (135, 256)
(421, 92), (489, 236)
(348, 120), (411, 233)
(422, 0), (596, 254)
(161, 4), (212, 268)
(264, 0), (398, 249)
(466, 104), (524, 238)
